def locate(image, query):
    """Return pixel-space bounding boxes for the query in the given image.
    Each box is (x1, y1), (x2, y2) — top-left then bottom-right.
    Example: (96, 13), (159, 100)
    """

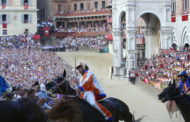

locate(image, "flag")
(44, 27), (50, 37)
(144, 78), (149, 84)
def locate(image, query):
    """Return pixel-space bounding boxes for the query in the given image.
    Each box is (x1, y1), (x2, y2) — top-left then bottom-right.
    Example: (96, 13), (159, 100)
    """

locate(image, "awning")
(107, 34), (113, 40)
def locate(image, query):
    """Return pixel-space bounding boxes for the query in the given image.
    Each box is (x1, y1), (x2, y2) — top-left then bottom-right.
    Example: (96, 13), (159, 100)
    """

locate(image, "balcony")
(54, 9), (111, 18)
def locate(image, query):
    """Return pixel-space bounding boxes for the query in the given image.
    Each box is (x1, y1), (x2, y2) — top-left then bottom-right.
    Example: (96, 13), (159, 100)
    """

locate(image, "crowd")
(55, 26), (108, 33)
(0, 48), (77, 88)
(54, 8), (110, 15)
(0, 34), (41, 49)
(0, 47), (80, 109)
(135, 46), (190, 90)
(59, 36), (108, 49)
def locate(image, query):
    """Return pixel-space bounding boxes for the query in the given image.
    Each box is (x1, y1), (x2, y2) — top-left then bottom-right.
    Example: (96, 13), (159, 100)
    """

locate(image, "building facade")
(112, 0), (173, 77)
(37, 0), (53, 21)
(171, 0), (190, 47)
(52, 0), (111, 29)
(0, 0), (38, 36)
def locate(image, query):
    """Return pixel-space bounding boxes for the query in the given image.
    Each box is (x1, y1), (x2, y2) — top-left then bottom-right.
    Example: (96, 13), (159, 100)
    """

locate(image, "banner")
(44, 27), (50, 37)
(2, 23), (7, 28)
(33, 34), (41, 40)
(144, 78), (149, 84)
(107, 16), (112, 23)
(24, 5), (29, 9)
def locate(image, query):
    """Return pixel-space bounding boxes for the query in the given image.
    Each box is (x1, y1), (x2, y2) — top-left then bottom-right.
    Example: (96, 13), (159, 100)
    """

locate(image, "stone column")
(160, 27), (173, 49)
(126, 27), (137, 70)
(144, 28), (157, 58)
(113, 28), (122, 76)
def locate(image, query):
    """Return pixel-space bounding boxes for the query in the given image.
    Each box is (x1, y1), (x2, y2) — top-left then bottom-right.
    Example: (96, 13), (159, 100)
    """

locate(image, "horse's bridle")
(53, 78), (66, 87)
(52, 77), (77, 97)
(52, 78), (69, 95)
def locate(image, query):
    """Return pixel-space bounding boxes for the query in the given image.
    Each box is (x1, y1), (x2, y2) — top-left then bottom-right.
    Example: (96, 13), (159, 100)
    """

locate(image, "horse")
(158, 80), (190, 122)
(0, 97), (47, 122)
(46, 70), (143, 122)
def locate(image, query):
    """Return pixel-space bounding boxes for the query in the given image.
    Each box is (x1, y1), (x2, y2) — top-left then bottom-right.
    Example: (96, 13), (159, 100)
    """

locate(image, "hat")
(76, 62), (87, 69)
(40, 84), (46, 92)
(178, 71), (187, 77)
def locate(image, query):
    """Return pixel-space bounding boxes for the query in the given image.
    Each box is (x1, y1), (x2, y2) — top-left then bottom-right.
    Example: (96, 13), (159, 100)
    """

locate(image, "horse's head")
(158, 79), (180, 102)
(45, 70), (76, 95)
(45, 70), (67, 94)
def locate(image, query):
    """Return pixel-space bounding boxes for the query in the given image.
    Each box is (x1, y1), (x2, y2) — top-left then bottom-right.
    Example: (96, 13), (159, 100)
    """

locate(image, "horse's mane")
(47, 97), (82, 121)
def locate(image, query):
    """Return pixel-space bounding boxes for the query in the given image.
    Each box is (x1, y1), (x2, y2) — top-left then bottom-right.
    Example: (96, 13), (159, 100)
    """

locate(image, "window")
(94, 2), (98, 9)
(2, 0), (6, 5)
(24, 29), (29, 35)
(102, 1), (105, 8)
(184, 0), (189, 12)
(24, 0), (28, 5)
(80, 3), (84, 10)
(87, 3), (90, 10)
(2, 30), (7, 35)
(74, 4), (77, 11)
(58, 4), (62, 12)
(24, 14), (29, 23)
(40, 8), (45, 18)
(2, 14), (6, 23)
(171, 1), (176, 14)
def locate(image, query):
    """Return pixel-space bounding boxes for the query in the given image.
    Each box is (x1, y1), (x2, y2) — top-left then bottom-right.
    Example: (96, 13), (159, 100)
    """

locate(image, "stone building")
(52, 0), (111, 28)
(0, 0), (38, 36)
(171, 0), (190, 48)
(37, 0), (53, 21)
(112, 0), (173, 77)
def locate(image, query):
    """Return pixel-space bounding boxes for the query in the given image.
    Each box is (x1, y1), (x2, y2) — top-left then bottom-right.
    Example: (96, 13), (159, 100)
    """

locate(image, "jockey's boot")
(106, 116), (113, 122)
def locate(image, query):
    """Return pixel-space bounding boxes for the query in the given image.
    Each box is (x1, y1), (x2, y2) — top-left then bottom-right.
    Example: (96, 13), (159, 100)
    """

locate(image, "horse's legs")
(123, 112), (133, 122)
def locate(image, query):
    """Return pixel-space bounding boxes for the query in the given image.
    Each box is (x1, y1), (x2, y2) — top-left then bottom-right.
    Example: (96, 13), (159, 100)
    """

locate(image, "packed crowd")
(59, 36), (108, 49)
(135, 46), (190, 89)
(0, 34), (41, 49)
(55, 26), (108, 33)
(0, 48), (77, 88)
(0, 47), (79, 108)
(54, 8), (110, 15)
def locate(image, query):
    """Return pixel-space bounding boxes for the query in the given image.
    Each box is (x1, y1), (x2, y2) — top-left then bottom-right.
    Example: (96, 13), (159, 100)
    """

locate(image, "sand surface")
(56, 51), (184, 122)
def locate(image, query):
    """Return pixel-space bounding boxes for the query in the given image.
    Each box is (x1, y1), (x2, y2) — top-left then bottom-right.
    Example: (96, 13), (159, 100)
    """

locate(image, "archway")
(172, 43), (177, 51)
(136, 17), (146, 66)
(184, 43), (189, 51)
(136, 13), (161, 59)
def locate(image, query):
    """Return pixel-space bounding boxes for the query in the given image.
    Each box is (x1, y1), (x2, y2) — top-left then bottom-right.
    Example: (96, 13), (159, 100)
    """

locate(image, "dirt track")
(56, 51), (184, 122)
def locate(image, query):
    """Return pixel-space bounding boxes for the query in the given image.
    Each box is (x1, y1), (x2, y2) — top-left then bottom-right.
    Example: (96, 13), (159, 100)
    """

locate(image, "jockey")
(178, 71), (190, 98)
(0, 75), (8, 97)
(76, 62), (113, 122)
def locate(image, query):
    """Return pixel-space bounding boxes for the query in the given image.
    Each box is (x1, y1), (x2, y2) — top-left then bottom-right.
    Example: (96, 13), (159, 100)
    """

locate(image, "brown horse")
(0, 97), (47, 122)
(46, 70), (143, 122)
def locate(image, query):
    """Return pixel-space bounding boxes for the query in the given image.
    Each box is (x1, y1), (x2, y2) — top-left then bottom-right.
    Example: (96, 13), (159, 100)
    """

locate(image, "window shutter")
(7, 0), (10, 6)
(29, 14), (32, 23)
(7, 14), (11, 24)
(22, 14), (24, 23)
(28, 0), (32, 6)
(0, 15), (2, 24)
(21, 0), (24, 6)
